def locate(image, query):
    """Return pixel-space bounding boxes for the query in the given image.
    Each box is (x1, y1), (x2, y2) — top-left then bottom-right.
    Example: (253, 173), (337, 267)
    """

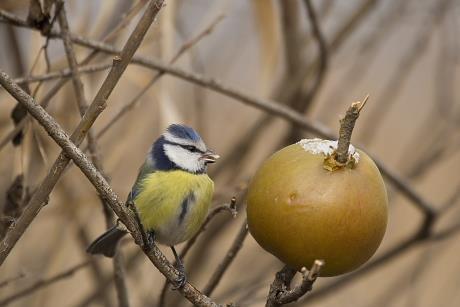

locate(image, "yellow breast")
(133, 170), (214, 245)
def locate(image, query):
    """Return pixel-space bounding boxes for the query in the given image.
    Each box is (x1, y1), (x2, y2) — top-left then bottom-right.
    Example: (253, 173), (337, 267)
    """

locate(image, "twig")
(0, 271), (26, 289)
(297, 0), (328, 109)
(159, 198), (237, 306)
(266, 260), (324, 307)
(5, 24), (30, 146)
(280, 0), (303, 75)
(335, 95), (368, 164)
(12, 62), (112, 85)
(284, 0), (329, 142)
(202, 219), (249, 296)
(0, 0), (164, 267)
(56, 1), (129, 305)
(182, 199), (237, 259)
(75, 251), (144, 307)
(0, 261), (89, 306)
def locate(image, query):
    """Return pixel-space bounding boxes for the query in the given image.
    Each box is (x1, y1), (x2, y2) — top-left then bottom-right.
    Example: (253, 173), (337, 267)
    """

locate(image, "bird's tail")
(87, 226), (127, 258)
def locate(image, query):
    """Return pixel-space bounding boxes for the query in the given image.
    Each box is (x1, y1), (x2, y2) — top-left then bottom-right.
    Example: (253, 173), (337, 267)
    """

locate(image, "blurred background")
(0, 0), (459, 306)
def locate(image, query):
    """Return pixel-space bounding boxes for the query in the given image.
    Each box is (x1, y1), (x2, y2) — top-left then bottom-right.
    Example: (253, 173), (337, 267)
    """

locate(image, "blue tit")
(87, 124), (219, 285)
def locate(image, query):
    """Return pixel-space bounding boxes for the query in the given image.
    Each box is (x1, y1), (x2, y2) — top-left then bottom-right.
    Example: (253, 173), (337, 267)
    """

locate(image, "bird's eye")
(185, 145), (198, 152)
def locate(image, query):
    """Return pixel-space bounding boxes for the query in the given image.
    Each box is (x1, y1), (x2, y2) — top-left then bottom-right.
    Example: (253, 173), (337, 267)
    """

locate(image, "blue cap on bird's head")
(167, 124), (201, 142)
(151, 124), (219, 174)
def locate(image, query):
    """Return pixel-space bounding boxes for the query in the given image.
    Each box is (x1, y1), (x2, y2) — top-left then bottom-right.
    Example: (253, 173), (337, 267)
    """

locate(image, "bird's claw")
(172, 263), (187, 290)
(146, 231), (155, 248)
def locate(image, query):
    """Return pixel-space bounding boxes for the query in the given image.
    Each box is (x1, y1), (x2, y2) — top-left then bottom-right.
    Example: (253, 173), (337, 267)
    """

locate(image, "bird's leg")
(170, 246), (187, 289)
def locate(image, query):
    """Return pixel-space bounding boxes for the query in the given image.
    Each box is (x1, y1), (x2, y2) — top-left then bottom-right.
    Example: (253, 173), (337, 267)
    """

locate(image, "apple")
(247, 138), (388, 276)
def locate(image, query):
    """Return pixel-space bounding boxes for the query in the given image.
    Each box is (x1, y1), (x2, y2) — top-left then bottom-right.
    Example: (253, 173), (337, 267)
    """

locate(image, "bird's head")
(151, 124), (219, 174)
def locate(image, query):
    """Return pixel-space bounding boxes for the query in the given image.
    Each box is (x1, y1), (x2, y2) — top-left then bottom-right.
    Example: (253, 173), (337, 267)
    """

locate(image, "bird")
(87, 124), (219, 287)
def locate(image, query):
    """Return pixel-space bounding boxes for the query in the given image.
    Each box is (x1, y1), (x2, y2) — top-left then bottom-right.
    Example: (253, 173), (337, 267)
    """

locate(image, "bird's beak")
(201, 150), (220, 164)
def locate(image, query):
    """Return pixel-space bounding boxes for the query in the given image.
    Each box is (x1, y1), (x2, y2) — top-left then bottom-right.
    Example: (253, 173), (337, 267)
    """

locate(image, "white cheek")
(164, 145), (205, 172)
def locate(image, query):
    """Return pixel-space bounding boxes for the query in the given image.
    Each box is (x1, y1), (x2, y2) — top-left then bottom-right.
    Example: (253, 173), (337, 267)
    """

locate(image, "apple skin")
(247, 143), (388, 276)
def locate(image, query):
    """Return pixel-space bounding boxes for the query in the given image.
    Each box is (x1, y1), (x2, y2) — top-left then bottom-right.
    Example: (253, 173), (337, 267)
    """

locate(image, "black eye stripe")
(182, 144), (204, 153)
(163, 139), (204, 153)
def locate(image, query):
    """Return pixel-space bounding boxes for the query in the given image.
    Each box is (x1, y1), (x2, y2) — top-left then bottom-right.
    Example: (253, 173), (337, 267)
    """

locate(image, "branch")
(56, 1), (129, 305)
(0, 271), (26, 289)
(335, 96), (368, 164)
(12, 62), (112, 85)
(202, 219), (249, 297)
(183, 199), (238, 259)
(75, 251), (144, 307)
(297, 0), (328, 110)
(0, 261), (89, 306)
(284, 0), (329, 142)
(266, 260), (324, 307)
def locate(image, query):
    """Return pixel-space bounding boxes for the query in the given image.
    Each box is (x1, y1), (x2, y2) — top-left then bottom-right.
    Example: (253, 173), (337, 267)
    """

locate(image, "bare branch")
(12, 63), (112, 85)
(183, 199), (238, 259)
(202, 219), (249, 297)
(335, 96), (368, 164)
(0, 271), (26, 289)
(56, 1), (129, 305)
(0, 261), (89, 306)
(266, 260), (324, 307)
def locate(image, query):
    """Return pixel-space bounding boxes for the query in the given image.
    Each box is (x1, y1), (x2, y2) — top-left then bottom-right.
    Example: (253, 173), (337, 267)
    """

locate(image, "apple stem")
(335, 95), (369, 164)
